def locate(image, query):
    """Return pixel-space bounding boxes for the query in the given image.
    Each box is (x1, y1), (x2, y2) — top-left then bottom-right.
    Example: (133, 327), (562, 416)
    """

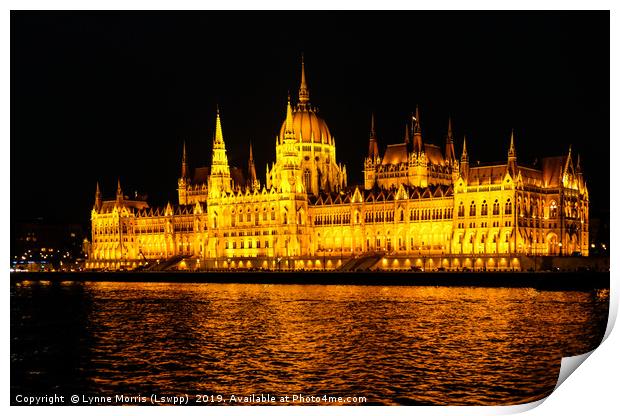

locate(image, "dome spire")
(298, 53), (310, 104)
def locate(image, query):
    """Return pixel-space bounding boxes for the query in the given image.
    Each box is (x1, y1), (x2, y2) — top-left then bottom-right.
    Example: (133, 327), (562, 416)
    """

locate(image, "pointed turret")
(298, 54), (310, 104)
(412, 105), (423, 153)
(507, 129), (517, 176)
(368, 113), (379, 159)
(445, 117), (456, 162)
(284, 94), (295, 140)
(94, 182), (102, 210)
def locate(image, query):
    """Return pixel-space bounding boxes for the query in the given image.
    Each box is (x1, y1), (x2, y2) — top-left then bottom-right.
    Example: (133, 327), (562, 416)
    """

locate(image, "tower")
(278, 96), (303, 193)
(208, 107), (232, 197)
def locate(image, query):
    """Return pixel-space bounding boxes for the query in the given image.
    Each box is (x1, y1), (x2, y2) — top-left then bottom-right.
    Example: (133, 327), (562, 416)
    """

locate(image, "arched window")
(469, 201), (476, 217)
(493, 200), (500, 215)
(303, 169), (311, 192)
(283, 212), (288, 225)
(481, 200), (488, 216)
(400, 210), (404, 222)
(505, 199), (512, 215)
(458, 202), (465, 217)
(550, 201), (558, 218)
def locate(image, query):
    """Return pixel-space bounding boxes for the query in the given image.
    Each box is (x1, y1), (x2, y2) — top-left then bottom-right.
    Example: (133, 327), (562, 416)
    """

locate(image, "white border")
(3, 2), (616, 416)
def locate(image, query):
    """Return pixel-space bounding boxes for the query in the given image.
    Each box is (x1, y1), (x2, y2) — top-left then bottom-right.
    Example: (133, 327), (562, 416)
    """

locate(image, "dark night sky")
(11, 11), (609, 229)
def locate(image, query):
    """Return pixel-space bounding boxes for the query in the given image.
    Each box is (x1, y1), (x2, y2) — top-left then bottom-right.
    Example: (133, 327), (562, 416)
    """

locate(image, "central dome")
(278, 55), (333, 146)
(279, 108), (332, 145)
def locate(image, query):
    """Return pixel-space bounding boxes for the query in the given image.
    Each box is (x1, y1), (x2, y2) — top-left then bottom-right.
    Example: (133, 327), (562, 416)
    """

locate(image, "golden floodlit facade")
(86, 59), (589, 271)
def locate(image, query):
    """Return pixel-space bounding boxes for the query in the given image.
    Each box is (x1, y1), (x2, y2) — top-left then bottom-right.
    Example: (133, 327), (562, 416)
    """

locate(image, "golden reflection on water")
(13, 282), (609, 405)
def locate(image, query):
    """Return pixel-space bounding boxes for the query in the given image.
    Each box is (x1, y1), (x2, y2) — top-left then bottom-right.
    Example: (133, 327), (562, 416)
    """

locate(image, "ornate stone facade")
(86, 59), (589, 271)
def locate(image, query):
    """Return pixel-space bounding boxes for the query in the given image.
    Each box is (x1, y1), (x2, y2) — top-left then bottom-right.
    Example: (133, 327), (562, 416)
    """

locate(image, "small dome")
(279, 108), (332, 145)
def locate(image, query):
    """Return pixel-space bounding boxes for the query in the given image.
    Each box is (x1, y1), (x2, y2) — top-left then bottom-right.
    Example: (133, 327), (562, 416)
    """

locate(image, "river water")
(11, 281), (608, 405)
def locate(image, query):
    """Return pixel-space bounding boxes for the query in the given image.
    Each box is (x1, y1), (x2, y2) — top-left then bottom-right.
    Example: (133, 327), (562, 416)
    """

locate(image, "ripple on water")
(11, 282), (608, 405)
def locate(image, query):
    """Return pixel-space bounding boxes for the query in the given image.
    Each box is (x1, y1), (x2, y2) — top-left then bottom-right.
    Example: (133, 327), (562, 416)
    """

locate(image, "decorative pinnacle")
(285, 95), (294, 134)
(249, 141), (254, 161)
(447, 117), (453, 142)
(508, 129), (516, 157)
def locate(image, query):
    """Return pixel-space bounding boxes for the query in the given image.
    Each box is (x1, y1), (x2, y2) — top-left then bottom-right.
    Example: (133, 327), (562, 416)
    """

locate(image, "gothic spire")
(461, 135), (468, 162)
(95, 181), (102, 210)
(414, 105), (421, 133)
(284, 94), (295, 140)
(214, 105), (225, 147)
(413, 105), (423, 153)
(208, 107), (232, 195)
(298, 54), (310, 104)
(248, 142), (258, 190)
(181, 141), (188, 178)
(445, 116), (456, 162)
(116, 178), (123, 202)
(404, 122), (410, 145)
(368, 113), (379, 159)
(370, 112), (376, 138)
(508, 129), (516, 158)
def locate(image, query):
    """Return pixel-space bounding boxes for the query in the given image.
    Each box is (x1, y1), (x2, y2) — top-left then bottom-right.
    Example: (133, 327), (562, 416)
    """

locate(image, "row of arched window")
(458, 199), (513, 218)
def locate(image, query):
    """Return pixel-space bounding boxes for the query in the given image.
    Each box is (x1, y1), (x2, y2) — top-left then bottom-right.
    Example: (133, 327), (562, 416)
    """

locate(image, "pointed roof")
(285, 94), (294, 135)
(214, 106), (225, 146)
(181, 141), (188, 178)
(445, 116), (456, 162)
(404, 122), (410, 144)
(508, 129), (516, 158)
(298, 54), (310, 104)
(461, 135), (468, 161)
(413, 105), (421, 134)
(370, 112), (376, 138)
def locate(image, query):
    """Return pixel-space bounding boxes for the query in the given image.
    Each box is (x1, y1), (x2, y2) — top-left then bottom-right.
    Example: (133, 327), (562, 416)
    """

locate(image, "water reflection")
(11, 282), (608, 405)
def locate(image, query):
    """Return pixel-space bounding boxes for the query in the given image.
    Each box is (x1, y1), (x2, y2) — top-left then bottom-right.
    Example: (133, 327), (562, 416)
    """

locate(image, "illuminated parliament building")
(86, 59), (590, 271)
